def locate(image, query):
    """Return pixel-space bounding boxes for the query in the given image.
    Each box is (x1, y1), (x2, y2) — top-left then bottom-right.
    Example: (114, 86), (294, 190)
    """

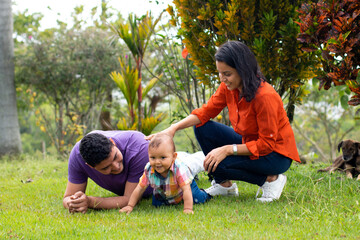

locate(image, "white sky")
(12, 0), (173, 29)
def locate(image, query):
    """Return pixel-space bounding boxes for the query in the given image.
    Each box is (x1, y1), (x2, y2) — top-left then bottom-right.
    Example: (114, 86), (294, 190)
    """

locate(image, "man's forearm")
(87, 195), (130, 210)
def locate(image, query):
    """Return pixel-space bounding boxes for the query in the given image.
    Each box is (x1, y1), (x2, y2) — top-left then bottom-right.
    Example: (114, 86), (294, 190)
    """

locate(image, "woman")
(148, 41), (300, 202)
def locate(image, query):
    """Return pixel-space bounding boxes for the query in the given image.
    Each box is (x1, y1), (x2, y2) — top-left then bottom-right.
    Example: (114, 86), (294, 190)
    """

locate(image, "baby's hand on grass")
(119, 206), (134, 215)
(183, 209), (194, 214)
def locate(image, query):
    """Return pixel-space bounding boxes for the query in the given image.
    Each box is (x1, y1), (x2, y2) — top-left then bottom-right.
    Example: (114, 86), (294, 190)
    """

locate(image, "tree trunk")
(98, 0), (113, 131)
(0, 0), (22, 156)
(58, 104), (64, 155)
(286, 88), (296, 123)
(137, 58), (142, 131)
(99, 90), (113, 130)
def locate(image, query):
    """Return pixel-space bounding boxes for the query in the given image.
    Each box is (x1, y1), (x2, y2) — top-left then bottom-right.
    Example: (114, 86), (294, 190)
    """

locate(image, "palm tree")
(0, 0), (22, 155)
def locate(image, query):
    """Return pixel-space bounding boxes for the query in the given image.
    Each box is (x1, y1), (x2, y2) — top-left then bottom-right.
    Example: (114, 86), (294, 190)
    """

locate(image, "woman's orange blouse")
(191, 81), (301, 162)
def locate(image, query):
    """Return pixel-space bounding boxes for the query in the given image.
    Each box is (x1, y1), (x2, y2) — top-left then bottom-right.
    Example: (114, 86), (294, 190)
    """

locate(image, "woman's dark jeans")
(194, 121), (292, 186)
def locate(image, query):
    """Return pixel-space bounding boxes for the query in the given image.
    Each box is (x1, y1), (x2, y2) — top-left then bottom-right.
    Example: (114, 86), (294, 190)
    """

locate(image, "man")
(63, 130), (152, 213)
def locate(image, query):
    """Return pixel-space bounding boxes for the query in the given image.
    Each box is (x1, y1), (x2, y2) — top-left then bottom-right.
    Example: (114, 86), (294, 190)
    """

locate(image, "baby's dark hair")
(79, 133), (113, 167)
(149, 133), (176, 152)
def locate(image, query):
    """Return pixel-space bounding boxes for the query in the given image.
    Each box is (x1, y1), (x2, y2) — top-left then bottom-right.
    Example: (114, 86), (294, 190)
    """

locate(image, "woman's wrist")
(169, 124), (177, 132)
(226, 145), (234, 156)
(232, 144), (238, 155)
(167, 124), (178, 137)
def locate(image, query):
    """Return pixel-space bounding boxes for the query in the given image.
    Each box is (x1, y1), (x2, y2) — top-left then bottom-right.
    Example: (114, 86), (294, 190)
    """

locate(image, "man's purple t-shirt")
(68, 130), (152, 197)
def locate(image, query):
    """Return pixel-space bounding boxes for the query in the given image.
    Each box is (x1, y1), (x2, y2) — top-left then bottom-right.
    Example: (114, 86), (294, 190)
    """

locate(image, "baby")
(119, 133), (211, 214)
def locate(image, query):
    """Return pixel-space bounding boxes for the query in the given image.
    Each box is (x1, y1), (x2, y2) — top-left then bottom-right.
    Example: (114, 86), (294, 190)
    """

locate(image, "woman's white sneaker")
(205, 182), (239, 197)
(256, 174), (287, 203)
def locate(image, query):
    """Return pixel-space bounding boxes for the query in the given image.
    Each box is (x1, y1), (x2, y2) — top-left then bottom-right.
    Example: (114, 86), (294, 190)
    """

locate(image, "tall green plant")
(112, 11), (163, 130)
(110, 56), (164, 135)
(110, 56), (140, 125)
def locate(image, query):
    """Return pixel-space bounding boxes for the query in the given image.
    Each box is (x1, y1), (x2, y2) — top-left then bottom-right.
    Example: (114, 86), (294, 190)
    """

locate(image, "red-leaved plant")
(296, 0), (360, 106)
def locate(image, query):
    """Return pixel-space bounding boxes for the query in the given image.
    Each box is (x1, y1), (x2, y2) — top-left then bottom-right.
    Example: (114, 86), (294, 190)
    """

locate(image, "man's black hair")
(79, 133), (113, 167)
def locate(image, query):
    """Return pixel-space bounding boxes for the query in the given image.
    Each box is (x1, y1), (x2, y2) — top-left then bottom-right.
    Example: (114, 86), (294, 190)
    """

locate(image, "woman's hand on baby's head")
(144, 126), (176, 141)
(144, 134), (155, 141)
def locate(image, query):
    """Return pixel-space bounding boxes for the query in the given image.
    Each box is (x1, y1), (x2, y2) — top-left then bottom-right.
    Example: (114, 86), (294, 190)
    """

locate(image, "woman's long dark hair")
(215, 41), (264, 102)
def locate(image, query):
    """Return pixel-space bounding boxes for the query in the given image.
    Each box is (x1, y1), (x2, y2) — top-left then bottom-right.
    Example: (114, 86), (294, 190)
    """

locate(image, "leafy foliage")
(297, 0), (360, 106)
(152, 23), (217, 117)
(167, 0), (316, 122)
(13, 9), (43, 44)
(16, 28), (119, 155)
(112, 12), (163, 130)
(110, 56), (141, 124)
(140, 113), (166, 136)
(110, 56), (165, 135)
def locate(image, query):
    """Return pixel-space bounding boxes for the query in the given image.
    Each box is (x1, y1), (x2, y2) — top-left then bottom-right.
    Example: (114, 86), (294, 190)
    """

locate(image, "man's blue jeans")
(194, 121), (292, 186)
(152, 180), (211, 207)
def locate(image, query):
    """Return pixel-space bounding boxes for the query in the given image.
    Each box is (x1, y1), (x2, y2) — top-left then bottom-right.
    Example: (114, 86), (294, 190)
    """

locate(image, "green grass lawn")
(1, 154), (359, 240)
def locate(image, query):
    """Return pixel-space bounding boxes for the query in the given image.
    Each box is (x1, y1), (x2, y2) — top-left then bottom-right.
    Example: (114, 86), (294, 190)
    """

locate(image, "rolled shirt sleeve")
(191, 83), (227, 127)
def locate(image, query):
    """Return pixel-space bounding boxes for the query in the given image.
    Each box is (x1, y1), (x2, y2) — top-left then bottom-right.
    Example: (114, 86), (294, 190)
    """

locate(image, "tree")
(152, 23), (216, 115)
(13, 9), (51, 154)
(167, 0), (316, 122)
(0, 0), (22, 156)
(297, 0), (360, 106)
(16, 27), (119, 155)
(13, 9), (42, 45)
(146, 19), (230, 151)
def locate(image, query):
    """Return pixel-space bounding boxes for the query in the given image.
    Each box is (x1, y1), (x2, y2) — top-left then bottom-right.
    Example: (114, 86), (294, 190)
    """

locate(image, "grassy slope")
(0, 155), (359, 239)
